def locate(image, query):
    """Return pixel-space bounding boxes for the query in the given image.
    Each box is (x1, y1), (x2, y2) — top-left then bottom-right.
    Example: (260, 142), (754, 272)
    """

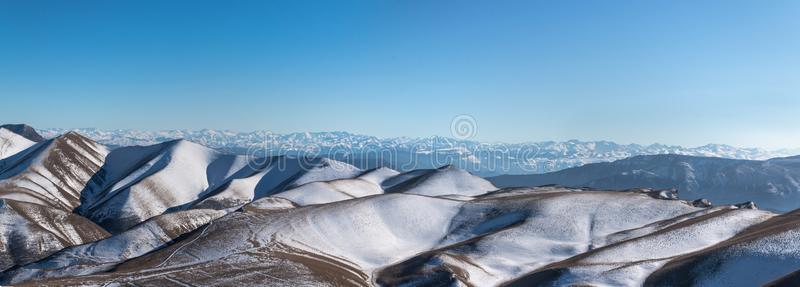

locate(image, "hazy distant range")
(38, 128), (799, 177)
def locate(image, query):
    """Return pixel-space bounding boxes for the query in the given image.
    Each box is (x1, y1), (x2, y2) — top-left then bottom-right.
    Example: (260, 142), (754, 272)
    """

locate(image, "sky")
(1, 0), (798, 149)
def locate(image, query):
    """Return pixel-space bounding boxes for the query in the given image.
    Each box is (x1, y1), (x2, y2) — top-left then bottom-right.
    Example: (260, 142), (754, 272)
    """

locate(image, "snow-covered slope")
(490, 154), (800, 212)
(384, 165), (497, 196)
(0, 198), (109, 272)
(644, 209), (800, 286)
(1, 208), (224, 283)
(9, 186), (792, 287)
(0, 132), (109, 211)
(5, 126), (800, 286)
(190, 156), (365, 210)
(502, 205), (774, 286)
(74, 139), (246, 233)
(37, 128), (799, 176)
(376, 188), (717, 286)
(72, 136), (368, 233)
(272, 177), (384, 206)
(0, 128), (35, 160)
(0, 124), (45, 142)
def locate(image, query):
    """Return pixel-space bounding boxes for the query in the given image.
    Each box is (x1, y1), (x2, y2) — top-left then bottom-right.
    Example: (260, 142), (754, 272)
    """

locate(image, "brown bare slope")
(0, 132), (108, 211)
(0, 198), (109, 272)
(0, 209), (225, 284)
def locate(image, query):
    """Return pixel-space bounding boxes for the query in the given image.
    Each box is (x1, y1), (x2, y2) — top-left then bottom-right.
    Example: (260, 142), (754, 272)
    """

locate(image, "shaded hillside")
(490, 154), (800, 212)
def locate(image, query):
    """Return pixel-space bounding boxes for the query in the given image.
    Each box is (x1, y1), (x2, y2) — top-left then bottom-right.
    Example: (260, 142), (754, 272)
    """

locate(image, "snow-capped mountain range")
(37, 128), (799, 176)
(3, 125), (800, 286)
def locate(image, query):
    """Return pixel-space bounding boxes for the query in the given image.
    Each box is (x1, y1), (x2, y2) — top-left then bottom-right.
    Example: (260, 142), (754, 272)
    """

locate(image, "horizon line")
(28, 125), (800, 151)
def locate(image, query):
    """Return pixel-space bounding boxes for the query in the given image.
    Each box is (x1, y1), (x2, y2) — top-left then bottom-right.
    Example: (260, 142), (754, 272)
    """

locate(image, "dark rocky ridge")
(0, 124), (45, 142)
(489, 154), (800, 212)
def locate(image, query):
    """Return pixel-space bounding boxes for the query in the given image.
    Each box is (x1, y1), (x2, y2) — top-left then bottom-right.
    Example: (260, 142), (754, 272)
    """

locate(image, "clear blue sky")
(1, 0), (798, 149)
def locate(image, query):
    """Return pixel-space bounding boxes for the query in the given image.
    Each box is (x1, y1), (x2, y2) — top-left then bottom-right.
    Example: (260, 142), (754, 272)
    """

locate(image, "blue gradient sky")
(1, 0), (798, 149)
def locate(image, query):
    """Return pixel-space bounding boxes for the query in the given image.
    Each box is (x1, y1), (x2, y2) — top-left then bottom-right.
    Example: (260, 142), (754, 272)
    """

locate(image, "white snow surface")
(77, 140), (233, 232)
(385, 165), (497, 196)
(641, 210), (800, 287)
(3, 130), (800, 286)
(545, 207), (775, 286)
(0, 128), (35, 160)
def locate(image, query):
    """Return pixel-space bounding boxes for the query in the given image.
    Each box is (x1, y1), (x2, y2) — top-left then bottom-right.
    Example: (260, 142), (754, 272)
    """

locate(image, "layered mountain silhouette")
(37, 128), (800, 176)
(489, 154), (800, 212)
(0, 125), (799, 286)
(0, 124), (45, 143)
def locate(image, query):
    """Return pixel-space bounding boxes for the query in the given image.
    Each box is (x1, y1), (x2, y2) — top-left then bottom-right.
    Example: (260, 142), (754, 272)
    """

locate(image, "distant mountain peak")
(35, 127), (798, 176)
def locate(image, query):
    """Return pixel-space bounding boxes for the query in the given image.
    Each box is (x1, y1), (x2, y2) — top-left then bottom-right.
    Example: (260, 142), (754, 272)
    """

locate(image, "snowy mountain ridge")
(2, 125), (800, 286)
(37, 128), (799, 176)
